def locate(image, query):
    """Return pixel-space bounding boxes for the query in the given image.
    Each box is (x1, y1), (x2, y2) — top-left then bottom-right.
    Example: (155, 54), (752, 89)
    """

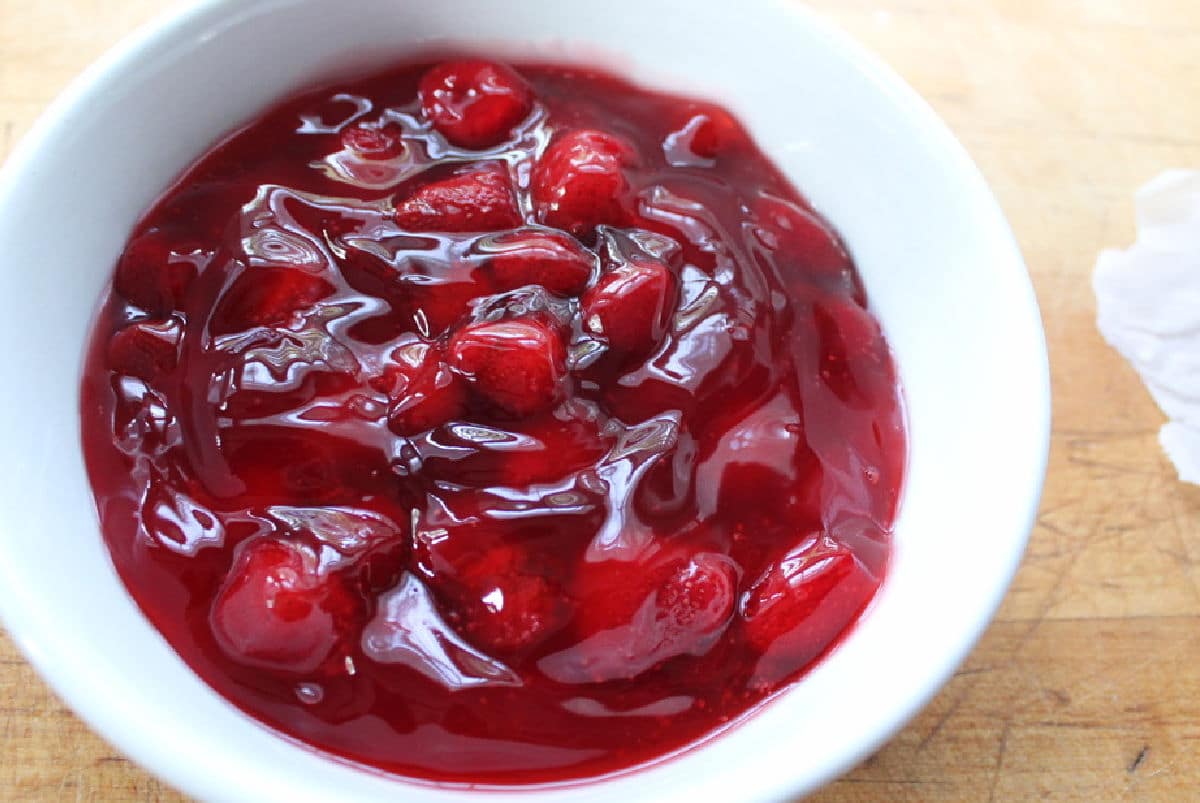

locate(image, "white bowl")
(0, 1), (1050, 800)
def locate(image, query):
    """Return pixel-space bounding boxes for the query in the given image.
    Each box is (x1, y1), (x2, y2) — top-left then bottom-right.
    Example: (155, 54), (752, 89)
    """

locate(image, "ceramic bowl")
(0, 0), (1050, 799)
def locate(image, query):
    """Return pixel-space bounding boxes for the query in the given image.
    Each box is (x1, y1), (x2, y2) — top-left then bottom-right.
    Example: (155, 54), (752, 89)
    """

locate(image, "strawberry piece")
(394, 163), (522, 233)
(580, 253), (674, 354)
(210, 537), (359, 674)
(113, 228), (199, 315)
(754, 195), (862, 301)
(340, 123), (406, 160)
(219, 427), (392, 505)
(539, 548), (737, 683)
(491, 408), (612, 487)
(532, 129), (638, 239)
(419, 60), (533, 150)
(740, 532), (879, 687)
(267, 501), (412, 594)
(444, 544), (570, 656)
(422, 403), (612, 488)
(448, 318), (566, 417)
(475, 228), (595, 296)
(403, 261), (495, 336)
(683, 106), (743, 160)
(210, 266), (335, 335)
(413, 494), (573, 656)
(372, 341), (468, 435)
(106, 319), (182, 382)
(811, 294), (894, 406)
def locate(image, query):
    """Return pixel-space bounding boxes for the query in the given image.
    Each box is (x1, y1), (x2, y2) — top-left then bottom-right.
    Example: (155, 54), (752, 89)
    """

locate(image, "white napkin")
(1094, 170), (1200, 484)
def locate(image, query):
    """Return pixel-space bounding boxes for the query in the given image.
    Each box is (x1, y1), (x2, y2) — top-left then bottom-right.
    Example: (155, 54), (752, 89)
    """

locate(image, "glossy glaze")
(80, 60), (906, 784)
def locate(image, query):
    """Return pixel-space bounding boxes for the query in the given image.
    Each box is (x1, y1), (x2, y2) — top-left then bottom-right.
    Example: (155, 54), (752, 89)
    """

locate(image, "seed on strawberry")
(580, 253), (675, 355)
(394, 162), (522, 233)
(106, 319), (182, 382)
(210, 537), (359, 674)
(448, 317), (566, 417)
(532, 129), (639, 239)
(419, 60), (534, 150)
(474, 227), (595, 297)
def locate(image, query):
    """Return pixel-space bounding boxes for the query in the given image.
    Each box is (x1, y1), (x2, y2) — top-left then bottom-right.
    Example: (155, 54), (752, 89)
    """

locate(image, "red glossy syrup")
(80, 59), (906, 785)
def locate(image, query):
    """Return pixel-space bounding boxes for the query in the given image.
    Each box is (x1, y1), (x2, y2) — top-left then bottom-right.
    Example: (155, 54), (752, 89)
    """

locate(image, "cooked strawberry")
(532, 129), (638, 239)
(210, 537), (359, 674)
(393, 163), (522, 233)
(580, 253), (674, 354)
(419, 60), (534, 150)
(340, 123), (406, 160)
(475, 227), (595, 296)
(448, 317), (566, 417)
(740, 532), (879, 687)
(753, 195), (862, 301)
(404, 263), (495, 336)
(681, 105), (744, 160)
(373, 341), (468, 435)
(113, 228), (199, 315)
(810, 293), (895, 408)
(209, 266), (335, 335)
(538, 547), (737, 683)
(219, 427), (393, 505)
(105, 319), (182, 382)
(412, 494), (573, 656)
(420, 403), (612, 488)
(445, 543), (570, 656)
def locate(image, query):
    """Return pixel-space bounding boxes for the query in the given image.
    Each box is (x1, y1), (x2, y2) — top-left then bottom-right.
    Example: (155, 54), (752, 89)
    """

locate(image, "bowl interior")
(0, 1), (1049, 800)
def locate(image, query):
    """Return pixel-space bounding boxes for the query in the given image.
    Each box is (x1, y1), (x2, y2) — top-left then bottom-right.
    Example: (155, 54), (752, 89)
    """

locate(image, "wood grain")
(3, 1), (1199, 800)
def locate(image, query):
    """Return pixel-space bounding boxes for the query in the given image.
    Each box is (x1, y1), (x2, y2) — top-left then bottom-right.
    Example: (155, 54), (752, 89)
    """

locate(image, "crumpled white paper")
(1094, 170), (1200, 485)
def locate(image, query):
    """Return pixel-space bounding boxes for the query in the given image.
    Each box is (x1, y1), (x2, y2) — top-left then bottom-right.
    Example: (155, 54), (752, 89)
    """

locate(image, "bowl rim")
(0, 1), (1051, 800)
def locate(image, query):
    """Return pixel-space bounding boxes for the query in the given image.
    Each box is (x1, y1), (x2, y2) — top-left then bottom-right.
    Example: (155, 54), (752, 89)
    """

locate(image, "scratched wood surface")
(2, 1), (1198, 800)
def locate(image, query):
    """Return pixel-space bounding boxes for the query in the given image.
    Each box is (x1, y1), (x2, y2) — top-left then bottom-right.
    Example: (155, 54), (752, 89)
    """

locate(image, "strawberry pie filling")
(81, 59), (906, 784)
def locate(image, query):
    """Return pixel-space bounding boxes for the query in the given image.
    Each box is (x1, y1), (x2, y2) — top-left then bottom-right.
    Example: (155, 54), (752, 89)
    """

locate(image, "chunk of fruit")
(663, 105), (744, 164)
(113, 228), (199, 315)
(210, 538), (358, 674)
(448, 318), (566, 417)
(106, 319), (182, 382)
(267, 502), (412, 593)
(580, 254), (674, 354)
(371, 341), (468, 435)
(412, 493), (574, 656)
(754, 195), (861, 300)
(445, 544), (570, 656)
(422, 402), (613, 488)
(475, 228), (595, 296)
(394, 163), (521, 233)
(401, 259), (495, 336)
(219, 427), (392, 505)
(538, 548), (737, 683)
(811, 293), (894, 406)
(532, 129), (638, 239)
(340, 123), (406, 160)
(740, 532), (879, 687)
(419, 60), (534, 149)
(210, 266), (335, 335)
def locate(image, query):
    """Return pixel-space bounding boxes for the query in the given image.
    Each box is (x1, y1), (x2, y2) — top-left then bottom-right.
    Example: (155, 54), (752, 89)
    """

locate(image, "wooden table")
(3, 1), (1198, 799)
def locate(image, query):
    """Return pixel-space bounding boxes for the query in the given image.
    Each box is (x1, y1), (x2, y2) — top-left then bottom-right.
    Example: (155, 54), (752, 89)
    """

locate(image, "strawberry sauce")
(80, 59), (906, 784)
